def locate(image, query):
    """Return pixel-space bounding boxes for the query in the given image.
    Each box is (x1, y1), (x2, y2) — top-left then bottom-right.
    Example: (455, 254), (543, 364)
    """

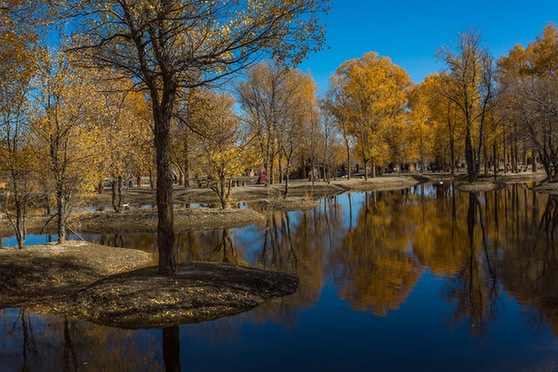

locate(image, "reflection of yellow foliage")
(331, 191), (423, 316)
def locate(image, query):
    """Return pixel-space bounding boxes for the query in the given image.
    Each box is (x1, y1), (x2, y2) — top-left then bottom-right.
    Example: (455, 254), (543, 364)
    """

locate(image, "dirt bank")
(3, 173), (556, 236)
(57, 262), (298, 329)
(0, 241), (298, 328)
(0, 241), (154, 308)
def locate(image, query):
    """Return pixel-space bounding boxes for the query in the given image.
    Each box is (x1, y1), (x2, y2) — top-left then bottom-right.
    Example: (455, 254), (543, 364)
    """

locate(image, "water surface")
(2, 182), (558, 371)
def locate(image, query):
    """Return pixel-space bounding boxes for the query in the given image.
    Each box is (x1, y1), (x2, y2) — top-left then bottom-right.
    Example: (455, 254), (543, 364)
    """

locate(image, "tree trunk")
(532, 150), (537, 172)
(111, 176), (123, 212)
(301, 148), (306, 180)
(14, 200), (26, 250)
(153, 95), (177, 276)
(278, 152), (283, 184)
(57, 190), (66, 244)
(183, 130), (190, 188)
(450, 134), (455, 176)
(493, 142), (498, 179)
(465, 125), (477, 182)
(483, 142), (488, 176)
(346, 139), (352, 180)
(283, 160), (290, 199)
(149, 167), (155, 189)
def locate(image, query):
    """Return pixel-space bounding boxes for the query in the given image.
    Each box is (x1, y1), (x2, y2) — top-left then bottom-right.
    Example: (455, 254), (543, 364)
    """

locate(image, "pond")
(2, 182), (558, 371)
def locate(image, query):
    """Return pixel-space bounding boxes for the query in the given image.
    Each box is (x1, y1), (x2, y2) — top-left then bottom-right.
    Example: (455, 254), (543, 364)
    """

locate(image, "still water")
(2, 182), (558, 371)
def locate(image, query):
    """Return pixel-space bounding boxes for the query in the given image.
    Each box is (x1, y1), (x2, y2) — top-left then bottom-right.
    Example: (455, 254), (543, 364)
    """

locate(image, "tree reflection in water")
(501, 193), (558, 335)
(0, 309), (162, 370)
(330, 190), (424, 316)
(443, 192), (499, 337)
(163, 326), (181, 372)
(3, 183), (558, 369)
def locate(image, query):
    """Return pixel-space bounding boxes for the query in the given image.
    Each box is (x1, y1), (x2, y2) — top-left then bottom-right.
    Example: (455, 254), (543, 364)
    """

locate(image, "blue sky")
(299, 0), (558, 92)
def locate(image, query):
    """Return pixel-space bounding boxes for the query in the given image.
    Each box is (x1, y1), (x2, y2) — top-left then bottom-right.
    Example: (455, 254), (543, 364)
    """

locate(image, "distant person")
(257, 171), (266, 185)
(137, 176), (141, 187)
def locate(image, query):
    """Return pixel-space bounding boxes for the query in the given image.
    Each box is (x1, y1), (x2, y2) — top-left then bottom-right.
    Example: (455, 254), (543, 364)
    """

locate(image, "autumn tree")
(237, 61), (286, 186)
(437, 30), (499, 182)
(318, 100), (343, 183)
(182, 88), (249, 209)
(60, 0), (329, 275)
(407, 80), (435, 172)
(323, 89), (355, 179)
(90, 71), (153, 211)
(171, 89), (196, 188)
(277, 70), (318, 196)
(328, 52), (411, 179)
(498, 24), (558, 182)
(32, 50), (101, 243)
(408, 73), (465, 173)
(0, 0), (40, 248)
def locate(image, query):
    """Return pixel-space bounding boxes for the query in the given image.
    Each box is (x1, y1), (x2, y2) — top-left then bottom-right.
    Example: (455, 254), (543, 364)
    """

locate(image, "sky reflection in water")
(2, 182), (558, 371)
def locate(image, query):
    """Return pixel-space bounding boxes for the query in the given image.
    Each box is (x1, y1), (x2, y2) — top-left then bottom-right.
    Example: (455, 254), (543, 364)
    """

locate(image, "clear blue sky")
(299, 0), (558, 92)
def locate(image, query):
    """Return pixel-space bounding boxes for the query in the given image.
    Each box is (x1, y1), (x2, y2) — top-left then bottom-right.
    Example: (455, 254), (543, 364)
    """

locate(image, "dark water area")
(2, 182), (558, 371)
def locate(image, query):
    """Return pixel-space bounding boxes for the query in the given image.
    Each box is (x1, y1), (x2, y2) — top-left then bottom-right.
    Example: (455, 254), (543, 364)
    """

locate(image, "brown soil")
(54, 262), (298, 329)
(0, 241), (298, 328)
(0, 241), (154, 308)
(454, 169), (552, 193)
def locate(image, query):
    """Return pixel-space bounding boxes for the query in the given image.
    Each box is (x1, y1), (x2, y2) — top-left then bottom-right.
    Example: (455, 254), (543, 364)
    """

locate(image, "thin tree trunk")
(57, 190), (66, 244)
(183, 131), (190, 188)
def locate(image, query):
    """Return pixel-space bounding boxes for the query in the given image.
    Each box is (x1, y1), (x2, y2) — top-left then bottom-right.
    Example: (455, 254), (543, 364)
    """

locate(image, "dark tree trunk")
(465, 126), (477, 182)
(57, 190), (66, 244)
(111, 176), (123, 212)
(153, 93), (177, 276)
(493, 142), (498, 179)
(532, 151), (537, 172)
(183, 130), (190, 188)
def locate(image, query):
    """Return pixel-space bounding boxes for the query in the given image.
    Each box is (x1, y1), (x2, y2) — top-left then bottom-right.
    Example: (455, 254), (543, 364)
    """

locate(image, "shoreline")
(0, 170), (556, 328)
(1, 172), (555, 236)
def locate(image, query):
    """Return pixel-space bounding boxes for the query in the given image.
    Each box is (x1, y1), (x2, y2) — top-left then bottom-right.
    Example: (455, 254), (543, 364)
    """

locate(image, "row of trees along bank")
(2, 1), (557, 274)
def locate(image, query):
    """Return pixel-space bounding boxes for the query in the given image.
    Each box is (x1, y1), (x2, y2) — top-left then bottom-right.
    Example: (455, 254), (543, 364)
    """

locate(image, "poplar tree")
(57, 0), (329, 275)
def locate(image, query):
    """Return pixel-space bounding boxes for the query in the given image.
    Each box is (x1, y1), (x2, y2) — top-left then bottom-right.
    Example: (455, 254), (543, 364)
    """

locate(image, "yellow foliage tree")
(437, 30), (499, 181)
(328, 52), (412, 179)
(89, 70), (154, 211)
(0, 0), (40, 248)
(185, 89), (251, 209)
(498, 23), (558, 181)
(60, 0), (329, 275)
(31, 50), (102, 243)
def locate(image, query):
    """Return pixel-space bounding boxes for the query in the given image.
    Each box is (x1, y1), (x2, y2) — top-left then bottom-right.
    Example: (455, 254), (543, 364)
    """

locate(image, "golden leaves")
(329, 52), (412, 168)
